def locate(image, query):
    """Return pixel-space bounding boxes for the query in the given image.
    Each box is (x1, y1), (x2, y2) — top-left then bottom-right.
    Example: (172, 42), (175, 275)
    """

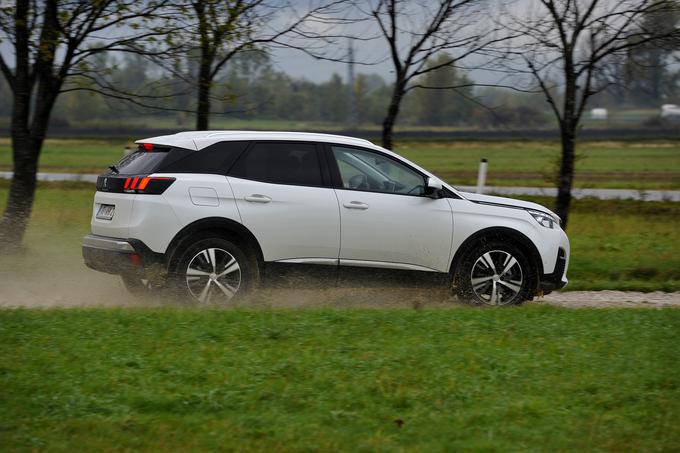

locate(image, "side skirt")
(262, 262), (449, 289)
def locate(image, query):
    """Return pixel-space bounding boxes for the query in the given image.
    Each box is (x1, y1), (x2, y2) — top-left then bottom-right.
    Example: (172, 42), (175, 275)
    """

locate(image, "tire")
(453, 239), (536, 306)
(169, 235), (259, 303)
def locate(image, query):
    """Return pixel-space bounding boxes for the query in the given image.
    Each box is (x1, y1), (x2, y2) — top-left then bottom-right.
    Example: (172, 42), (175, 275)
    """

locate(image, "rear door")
(227, 141), (340, 263)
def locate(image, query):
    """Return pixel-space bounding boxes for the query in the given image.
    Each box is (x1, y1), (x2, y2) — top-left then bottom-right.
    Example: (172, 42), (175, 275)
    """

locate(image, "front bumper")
(82, 234), (163, 275)
(539, 247), (568, 292)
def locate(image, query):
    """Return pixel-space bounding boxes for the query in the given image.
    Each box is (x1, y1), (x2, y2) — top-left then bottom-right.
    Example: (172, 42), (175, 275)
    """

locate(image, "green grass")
(517, 196), (680, 291)
(0, 182), (678, 291)
(1, 307), (679, 451)
(0, 137), (129, 174)
(1, 138), (679, 189)
(396, 140), (680, 189)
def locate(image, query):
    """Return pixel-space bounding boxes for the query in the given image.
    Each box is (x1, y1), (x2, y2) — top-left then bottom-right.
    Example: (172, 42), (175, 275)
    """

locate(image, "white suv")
(83, 131), (569, 305)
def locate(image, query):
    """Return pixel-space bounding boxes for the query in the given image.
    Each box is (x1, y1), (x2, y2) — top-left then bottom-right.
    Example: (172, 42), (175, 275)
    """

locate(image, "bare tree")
(368, 0), (495, 149)
(171, 0), (354, 130)
(500, 0), (680, 228)
(0, 0), (172, 250)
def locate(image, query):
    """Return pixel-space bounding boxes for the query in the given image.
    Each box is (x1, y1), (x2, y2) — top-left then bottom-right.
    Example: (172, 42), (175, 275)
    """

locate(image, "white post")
(476, 158), (487, 194)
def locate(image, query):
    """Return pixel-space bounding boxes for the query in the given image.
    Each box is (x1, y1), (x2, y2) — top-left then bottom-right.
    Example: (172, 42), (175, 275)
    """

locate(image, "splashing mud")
(1, 256), (679, 309)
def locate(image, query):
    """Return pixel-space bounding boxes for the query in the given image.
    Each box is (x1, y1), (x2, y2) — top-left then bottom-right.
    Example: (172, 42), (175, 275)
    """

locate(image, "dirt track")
(1, 265), (678, 309)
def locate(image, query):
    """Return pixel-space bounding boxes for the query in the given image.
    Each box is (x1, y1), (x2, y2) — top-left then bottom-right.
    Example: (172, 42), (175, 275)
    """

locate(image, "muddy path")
(1, 263), (678, 309)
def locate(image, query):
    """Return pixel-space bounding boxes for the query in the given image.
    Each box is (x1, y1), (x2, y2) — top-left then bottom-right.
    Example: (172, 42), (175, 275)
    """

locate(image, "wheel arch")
(165, 217), (264, 272)
(449, 226), (544, 277)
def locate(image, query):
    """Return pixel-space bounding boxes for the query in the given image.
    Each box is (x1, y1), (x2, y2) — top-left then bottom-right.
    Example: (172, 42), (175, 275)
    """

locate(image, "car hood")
(457, 191), (560, 220)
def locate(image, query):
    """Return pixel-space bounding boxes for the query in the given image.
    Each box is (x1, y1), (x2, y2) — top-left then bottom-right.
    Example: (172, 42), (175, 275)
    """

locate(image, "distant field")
(1, 137), (678, 189)
(0, 110), (664, 131)
(1, 307), (679, 451)
(579, 108), (660, 127)
(0, 137), (129, 174)
(397, 140), (680, 189)
(0, 182), (678, 292)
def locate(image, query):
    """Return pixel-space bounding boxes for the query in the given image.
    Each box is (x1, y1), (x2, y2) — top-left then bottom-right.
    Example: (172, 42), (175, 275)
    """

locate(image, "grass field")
(1, 307), (679, 451)
(398, 140), (680, 189)
(1, 137), (679, 189)
(0, 181), (678, 292)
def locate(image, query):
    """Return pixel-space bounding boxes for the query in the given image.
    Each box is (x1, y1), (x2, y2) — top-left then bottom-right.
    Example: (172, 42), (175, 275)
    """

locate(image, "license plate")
(96, 204), (115, 220)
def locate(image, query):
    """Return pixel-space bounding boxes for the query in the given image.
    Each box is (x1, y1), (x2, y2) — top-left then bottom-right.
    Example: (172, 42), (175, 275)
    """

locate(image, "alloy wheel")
(470, 250), (524, 305)
(185, 247), (241, 303)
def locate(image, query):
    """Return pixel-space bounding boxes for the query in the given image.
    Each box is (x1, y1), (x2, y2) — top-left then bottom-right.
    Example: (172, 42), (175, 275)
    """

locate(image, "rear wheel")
(453, 240), (535, 306)
(170, 236), (259, 303)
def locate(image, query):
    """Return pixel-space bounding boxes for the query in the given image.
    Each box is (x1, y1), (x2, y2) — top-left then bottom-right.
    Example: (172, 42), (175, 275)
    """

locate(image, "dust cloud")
(1, 257), (679, 309)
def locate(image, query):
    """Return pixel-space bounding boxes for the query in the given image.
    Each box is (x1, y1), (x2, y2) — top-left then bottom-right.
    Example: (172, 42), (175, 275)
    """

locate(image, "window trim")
(226, 140), (332, 188)
(323, 143), (434, 198)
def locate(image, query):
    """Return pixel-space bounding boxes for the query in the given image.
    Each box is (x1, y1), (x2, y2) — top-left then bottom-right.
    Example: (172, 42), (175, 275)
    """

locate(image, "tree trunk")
(381, 82), (405, 150)
(0, 0), (57, 251)
(554, 61), (578, 230)
(196, 61), (212, 131)
(555, 124), (576, 229)
(0, 90), (56, 250)
(0, 138), (40, 250)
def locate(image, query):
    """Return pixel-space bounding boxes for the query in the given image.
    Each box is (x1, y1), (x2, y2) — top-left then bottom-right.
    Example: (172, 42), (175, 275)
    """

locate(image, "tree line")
(1, 0), (679, 249)
(0, 44), (676, 130)
(0, 51), (544, 129)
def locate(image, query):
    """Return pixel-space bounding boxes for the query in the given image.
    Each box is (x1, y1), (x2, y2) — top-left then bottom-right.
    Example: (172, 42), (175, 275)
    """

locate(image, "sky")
(266, 0), (502, 85)
(270, 44), (497, 85)
(270, 43), (392, 83)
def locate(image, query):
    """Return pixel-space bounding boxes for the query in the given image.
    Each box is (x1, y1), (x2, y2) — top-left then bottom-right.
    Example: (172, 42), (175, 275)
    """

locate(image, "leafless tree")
(169, 0), (356, 130)
(499, 0), (680, 228)
(0, 0), (174, 249)
(367, 0), (497, 150)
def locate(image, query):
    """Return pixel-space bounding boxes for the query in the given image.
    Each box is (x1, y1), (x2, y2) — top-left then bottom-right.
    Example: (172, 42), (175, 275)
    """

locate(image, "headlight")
(527, 209), (557, 229)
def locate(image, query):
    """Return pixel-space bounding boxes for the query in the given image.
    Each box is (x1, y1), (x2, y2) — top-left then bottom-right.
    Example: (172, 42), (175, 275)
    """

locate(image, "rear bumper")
(82, 234), (163, 275)
(539, 247), (568, 292)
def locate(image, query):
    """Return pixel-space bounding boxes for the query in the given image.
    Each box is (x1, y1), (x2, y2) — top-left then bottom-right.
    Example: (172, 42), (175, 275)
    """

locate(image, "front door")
(329, 145), (453, 272)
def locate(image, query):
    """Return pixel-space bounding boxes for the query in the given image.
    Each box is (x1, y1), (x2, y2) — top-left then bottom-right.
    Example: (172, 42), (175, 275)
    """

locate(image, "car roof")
(136, 129), (466, 199)
(136, 130), (375, 151)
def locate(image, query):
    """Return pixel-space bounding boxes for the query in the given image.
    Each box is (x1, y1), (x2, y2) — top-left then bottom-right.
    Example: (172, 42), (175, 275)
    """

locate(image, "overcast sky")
(267, 0), (503, 85)
(0, 0), (513, 86)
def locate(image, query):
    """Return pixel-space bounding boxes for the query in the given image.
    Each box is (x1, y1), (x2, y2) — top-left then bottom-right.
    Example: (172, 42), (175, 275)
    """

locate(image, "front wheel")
(170, 237), (259, 303)
(453, 240), (535, 306)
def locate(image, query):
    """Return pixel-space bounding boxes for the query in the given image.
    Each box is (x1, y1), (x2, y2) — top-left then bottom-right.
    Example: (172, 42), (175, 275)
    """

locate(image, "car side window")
(331, 146), (426, 195)
(229, 142), (323, 186)
(158, 141), (249, 174)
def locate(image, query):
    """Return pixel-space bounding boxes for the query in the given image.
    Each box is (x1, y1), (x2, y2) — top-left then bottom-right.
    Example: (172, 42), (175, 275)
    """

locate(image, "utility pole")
(347, 40), (359, 128)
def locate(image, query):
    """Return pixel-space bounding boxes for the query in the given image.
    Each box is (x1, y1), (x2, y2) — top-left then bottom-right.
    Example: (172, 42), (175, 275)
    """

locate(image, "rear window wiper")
(108, 165), (120, 174)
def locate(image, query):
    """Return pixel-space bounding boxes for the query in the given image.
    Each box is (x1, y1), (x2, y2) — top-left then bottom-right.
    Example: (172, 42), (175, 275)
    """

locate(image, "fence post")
(476, 158), (487, 194)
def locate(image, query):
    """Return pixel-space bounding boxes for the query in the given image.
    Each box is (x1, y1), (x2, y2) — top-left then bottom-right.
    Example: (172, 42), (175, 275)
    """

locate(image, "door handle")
(343, 201), (369, 210)
(244, 194), (271, 203)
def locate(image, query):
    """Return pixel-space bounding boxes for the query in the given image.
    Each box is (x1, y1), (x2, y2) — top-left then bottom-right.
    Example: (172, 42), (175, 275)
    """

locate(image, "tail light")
(97, 174), (175, 194)
(122, 176), (175, 194)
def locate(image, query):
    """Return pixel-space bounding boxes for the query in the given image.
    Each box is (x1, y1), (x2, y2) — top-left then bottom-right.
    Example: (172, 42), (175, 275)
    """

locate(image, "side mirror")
(424, 177), (443, 199)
